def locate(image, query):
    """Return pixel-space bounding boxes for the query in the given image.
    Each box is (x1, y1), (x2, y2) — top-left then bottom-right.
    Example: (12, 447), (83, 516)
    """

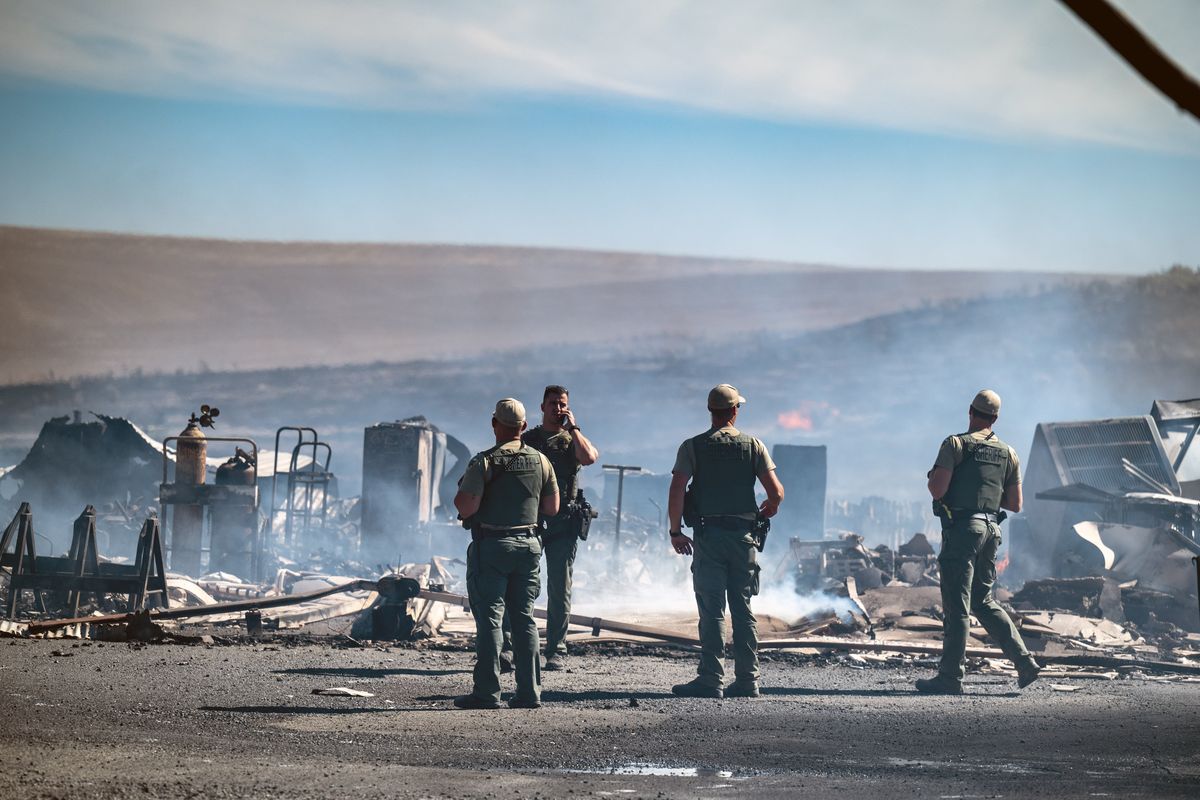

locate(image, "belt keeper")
(590, 617), (602, 637)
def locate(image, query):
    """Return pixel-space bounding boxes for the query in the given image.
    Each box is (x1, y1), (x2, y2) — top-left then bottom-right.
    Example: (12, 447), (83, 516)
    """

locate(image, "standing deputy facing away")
(668, 384), (784, 699)
(453, 399), (559, 709)
(522, 385), (599, 670)
(917, 389), (1040, 695)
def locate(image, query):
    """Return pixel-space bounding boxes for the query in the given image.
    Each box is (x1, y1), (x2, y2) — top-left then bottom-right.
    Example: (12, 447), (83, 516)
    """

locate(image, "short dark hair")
(969, 407), (998, 425)
(543, 385), (569, 402)
(710, 406), (737, 424)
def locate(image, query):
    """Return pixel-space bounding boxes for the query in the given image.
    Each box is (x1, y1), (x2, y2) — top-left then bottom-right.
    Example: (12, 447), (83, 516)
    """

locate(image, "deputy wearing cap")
(917, 389), (1040, 695)
(453, 398), (559, 709)
(667, 384), (784, 699)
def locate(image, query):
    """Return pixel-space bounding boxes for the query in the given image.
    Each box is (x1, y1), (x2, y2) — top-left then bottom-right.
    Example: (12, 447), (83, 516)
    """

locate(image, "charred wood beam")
(24, 585), (1200, 677)
(1059, 0), (1200, 122)
(418, 589), (702, 647)
(26, 579), (377, 634)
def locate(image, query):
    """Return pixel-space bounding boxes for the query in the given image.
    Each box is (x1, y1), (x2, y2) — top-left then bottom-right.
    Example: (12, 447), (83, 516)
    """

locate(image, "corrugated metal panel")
(1041, 416), (1179, 495)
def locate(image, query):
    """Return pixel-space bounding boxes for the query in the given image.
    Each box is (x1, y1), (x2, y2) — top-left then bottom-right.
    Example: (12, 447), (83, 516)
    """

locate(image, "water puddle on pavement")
(888, 757), (1040, 775)
(563, 763), (738, 778)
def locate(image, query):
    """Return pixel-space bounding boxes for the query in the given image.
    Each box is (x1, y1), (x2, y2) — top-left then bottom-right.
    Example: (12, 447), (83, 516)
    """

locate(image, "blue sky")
(1, 0), (1198, 273)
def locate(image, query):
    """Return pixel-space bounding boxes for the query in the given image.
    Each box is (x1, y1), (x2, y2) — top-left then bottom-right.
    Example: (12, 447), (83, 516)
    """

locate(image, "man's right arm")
(454, 456), (486, 519)
(928, 436), (958, 500)
(928, 467), (952, 500)
(454, 490), (482, 519)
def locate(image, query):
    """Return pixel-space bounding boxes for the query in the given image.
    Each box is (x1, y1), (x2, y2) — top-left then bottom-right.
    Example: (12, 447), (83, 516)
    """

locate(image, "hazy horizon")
(0, 225), (1113, 385)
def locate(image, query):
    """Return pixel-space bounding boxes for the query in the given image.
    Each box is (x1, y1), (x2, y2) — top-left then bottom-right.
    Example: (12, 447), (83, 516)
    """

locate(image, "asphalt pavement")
(1, 637), (1197, 799)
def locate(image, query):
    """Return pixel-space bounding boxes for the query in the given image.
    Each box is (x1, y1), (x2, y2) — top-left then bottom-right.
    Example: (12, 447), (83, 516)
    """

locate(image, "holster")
(538, 490), (597, 541)
(750, 513), (770, 553)
(682, 485), (699, 529)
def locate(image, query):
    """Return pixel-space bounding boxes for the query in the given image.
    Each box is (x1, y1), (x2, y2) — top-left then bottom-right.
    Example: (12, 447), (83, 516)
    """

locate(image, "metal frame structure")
(267, 426), (333, 551)
(1, 503), (168, 618)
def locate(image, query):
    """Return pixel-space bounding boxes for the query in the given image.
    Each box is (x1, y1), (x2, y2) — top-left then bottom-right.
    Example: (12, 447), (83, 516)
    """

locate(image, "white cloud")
(0, 0), (1197, 151)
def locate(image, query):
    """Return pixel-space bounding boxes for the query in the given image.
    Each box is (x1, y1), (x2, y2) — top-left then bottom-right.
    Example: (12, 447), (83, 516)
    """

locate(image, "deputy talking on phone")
(519, 384), (599, 671)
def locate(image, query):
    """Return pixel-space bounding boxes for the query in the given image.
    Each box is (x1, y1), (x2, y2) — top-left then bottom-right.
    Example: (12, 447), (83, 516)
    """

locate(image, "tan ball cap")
(971, 389), (1002, 416)
(708, 383), (747, 410)
(494, 398), (526, 427)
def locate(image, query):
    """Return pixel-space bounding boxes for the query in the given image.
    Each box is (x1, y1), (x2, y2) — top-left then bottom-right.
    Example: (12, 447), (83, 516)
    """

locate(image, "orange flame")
(777, 401), (839, 432)
(778, 410), (814, 431)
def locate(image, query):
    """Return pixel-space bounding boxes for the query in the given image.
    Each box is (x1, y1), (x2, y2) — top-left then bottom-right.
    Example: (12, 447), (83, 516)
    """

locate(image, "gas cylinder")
(210, 449), (257, 579)
(172, 417), (207, 576)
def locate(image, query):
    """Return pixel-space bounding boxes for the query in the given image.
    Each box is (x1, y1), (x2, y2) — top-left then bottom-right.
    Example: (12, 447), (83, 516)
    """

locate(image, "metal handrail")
(268, 427), (317, 544)
(285, 439), (333, 547)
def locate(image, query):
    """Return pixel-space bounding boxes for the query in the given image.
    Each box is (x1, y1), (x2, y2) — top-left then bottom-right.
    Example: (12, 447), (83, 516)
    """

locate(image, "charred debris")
(0, 401), (1197, 682)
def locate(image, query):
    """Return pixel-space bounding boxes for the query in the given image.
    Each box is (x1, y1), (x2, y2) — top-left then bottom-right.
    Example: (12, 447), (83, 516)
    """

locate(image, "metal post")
(602, 464), (642, 572)
(1194, 556), (1200, 627)
(648, 498), (663, 532)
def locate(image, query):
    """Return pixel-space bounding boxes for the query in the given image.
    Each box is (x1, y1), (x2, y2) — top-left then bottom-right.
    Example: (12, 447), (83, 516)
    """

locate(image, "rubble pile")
(789, 532), (941, 593)
(1, 403), (1197, 687)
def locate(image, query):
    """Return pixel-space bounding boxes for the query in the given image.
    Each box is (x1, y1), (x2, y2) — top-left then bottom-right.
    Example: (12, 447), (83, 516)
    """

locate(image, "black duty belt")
(951, 510), (1002, 524)
(699, 515), (755, 531)
(473, 525), (538, 539)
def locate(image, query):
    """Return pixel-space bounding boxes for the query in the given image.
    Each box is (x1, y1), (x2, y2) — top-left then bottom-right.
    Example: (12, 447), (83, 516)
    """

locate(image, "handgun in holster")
(750, 513), (770, 553)
(932, 498), (954, 525)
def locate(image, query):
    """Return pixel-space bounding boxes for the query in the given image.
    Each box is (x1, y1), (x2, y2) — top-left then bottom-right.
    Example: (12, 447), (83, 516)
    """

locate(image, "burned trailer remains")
(360, 417), (467, 563)
(1152, 398), (1200, 499)
(0, 413), (164, 553)
(1008, 413), (1185, 584)
(770, 444), (827, 558)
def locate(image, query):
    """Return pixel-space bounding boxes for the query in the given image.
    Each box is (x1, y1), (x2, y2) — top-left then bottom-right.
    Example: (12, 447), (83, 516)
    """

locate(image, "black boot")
(915, 674), (963, 695)
(671, 678), (723, 699)
(1017, 659), (1042, 689)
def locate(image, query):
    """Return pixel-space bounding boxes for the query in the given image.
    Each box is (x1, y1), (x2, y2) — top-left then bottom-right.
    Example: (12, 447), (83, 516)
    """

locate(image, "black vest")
(689, 429), (759, 516)
(943, 433), (1010, 514)
(522, 426), (579, 499)
(474, 444), (546, 528)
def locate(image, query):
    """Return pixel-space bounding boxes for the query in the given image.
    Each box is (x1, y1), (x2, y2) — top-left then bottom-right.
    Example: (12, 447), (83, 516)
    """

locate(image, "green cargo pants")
(466, 534), (542, 704)
(692, 524), (761, 687)
(541, 516), (579, 657)
(500, 515), (578, 657)
(938, 518), (1033, 681)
